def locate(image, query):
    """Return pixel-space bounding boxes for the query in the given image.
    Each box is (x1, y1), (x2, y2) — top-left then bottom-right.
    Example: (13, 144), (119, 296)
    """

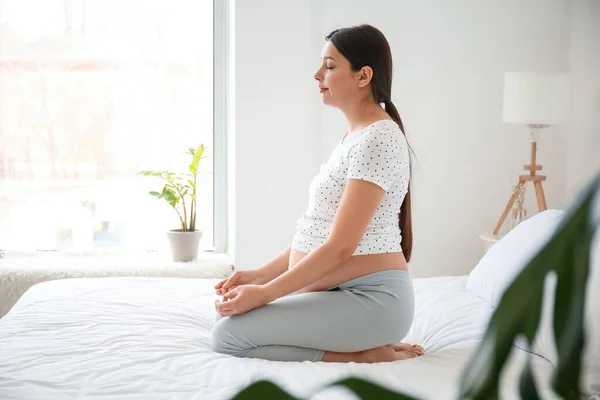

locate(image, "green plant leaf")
(517, 274), (544, 400)
(161, 187), (177, 209)
(230, 380), (300, 400)
(552, 228), (591, 399)
(519, 352), (541, 400)
(149, 191), (162, 198)
(139, 170), (179, 185)
(189, 144), (204, 176)
(518, 284), (543, 400)
(550, 172), (598, 400)
(229, 377), (420, 400)
(327, 377), (420, 400)
(166, 183), (183, 194)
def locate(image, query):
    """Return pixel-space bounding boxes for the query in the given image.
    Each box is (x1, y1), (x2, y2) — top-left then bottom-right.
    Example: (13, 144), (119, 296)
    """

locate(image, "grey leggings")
(211, 269), (415, 362)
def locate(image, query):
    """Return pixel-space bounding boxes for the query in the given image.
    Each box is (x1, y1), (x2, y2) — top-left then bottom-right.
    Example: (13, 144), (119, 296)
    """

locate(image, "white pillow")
(466, 209), (566, 307)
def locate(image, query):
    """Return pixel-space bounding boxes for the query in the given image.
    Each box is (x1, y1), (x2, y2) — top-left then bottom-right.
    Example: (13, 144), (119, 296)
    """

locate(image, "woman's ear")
(357, 66), (373, 88)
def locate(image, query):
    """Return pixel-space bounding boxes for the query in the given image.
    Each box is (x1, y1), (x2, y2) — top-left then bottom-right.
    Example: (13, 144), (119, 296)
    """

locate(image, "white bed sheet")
(0, 276), (557, 400)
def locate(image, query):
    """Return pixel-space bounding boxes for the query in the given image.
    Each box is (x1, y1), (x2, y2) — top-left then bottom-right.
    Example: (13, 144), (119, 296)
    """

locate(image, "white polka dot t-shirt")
(292, 119), (410, 256)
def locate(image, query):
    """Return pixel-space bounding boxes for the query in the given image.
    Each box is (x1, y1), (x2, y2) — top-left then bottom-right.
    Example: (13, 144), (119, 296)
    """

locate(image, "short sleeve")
(347, 124), (408, 191)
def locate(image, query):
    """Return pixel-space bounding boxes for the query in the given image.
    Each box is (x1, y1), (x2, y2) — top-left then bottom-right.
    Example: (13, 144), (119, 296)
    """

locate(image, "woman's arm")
(254, 245), (292, 284)
(262, 179), (386, 302)
(218, 127), (406, 316)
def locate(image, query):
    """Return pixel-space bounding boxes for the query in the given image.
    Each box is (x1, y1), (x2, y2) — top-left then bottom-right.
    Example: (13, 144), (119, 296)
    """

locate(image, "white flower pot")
(167, 230), (203, 262)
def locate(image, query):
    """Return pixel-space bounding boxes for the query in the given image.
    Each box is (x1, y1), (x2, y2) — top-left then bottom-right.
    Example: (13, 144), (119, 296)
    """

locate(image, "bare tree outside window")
(0, 0), (214, 253)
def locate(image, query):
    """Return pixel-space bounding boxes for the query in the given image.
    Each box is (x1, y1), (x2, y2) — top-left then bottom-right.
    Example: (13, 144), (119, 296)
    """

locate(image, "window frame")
(213, 0), (231, 254)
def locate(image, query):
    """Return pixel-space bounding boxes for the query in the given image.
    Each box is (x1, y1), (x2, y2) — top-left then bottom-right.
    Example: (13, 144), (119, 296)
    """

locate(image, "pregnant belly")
(288, 248), (408, 293)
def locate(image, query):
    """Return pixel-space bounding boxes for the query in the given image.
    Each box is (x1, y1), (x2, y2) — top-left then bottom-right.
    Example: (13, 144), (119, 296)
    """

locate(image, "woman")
(211, 24), (422, 363)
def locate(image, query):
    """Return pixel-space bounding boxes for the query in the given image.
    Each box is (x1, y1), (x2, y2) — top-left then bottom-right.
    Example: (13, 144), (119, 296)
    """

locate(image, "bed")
(0, 210), (598, 400)
(0, 276), (555, 400)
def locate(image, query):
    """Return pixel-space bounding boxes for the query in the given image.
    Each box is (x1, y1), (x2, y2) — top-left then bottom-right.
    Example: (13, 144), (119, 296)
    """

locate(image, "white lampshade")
(502, 72), (570, 125)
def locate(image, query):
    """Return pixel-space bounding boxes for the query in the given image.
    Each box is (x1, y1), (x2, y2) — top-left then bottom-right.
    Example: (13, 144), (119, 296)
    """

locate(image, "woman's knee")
(211, 317), (232, 354)
(211, 317), (241, 356)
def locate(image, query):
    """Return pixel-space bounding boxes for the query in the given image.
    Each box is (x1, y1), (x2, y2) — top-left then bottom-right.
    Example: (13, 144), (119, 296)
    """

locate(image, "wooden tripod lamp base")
(493, 140), (548, 235)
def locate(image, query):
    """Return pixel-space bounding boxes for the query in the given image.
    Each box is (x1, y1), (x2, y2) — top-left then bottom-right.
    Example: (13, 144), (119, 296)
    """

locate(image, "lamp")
(493, 72), (570, 235)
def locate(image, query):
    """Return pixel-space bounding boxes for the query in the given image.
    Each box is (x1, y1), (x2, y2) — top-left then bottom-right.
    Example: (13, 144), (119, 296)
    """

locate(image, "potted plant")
(139, 144), (204, 262)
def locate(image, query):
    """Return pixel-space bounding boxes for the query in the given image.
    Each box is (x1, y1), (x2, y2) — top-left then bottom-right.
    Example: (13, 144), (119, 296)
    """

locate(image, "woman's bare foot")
(359, 344), (421, 363)
(391, 342), (424, 355)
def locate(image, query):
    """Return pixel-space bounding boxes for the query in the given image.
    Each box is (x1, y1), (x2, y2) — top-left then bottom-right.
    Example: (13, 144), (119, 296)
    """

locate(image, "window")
(0, 0), (225, 254)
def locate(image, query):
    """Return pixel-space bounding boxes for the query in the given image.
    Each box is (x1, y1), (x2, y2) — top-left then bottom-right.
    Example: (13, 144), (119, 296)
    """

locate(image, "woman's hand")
(214, 270), (264, 295)
(215, 284), (268, 317)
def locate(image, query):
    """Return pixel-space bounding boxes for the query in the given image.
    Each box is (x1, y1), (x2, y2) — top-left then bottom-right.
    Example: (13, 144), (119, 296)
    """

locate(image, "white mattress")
(0, 276), (558, 400)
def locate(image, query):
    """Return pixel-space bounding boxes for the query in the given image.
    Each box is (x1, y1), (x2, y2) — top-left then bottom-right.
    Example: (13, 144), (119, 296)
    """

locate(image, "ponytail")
(384, 101), (413, 263)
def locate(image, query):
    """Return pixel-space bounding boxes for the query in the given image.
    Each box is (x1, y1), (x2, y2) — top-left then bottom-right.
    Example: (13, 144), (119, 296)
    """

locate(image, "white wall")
(233, 0), (581, 277)
(566, 0), (600, 201)
(232, 0), (321, 270)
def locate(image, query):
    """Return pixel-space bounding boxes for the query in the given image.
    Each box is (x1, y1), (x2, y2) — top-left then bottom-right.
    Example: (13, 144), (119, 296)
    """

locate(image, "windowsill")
(0, 251), (234, 278)
(0, 251), (234, 318)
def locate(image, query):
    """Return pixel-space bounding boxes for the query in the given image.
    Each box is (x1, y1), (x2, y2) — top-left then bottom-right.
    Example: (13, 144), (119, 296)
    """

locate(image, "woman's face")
(314, 41), (361, 108)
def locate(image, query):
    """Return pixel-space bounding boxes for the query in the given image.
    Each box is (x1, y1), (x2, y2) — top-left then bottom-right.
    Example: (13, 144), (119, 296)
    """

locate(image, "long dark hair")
(325, 24), (414, 262)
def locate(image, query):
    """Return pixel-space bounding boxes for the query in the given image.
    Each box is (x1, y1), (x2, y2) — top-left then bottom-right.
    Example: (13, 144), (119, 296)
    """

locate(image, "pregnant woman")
(212, 24), (422, 363)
